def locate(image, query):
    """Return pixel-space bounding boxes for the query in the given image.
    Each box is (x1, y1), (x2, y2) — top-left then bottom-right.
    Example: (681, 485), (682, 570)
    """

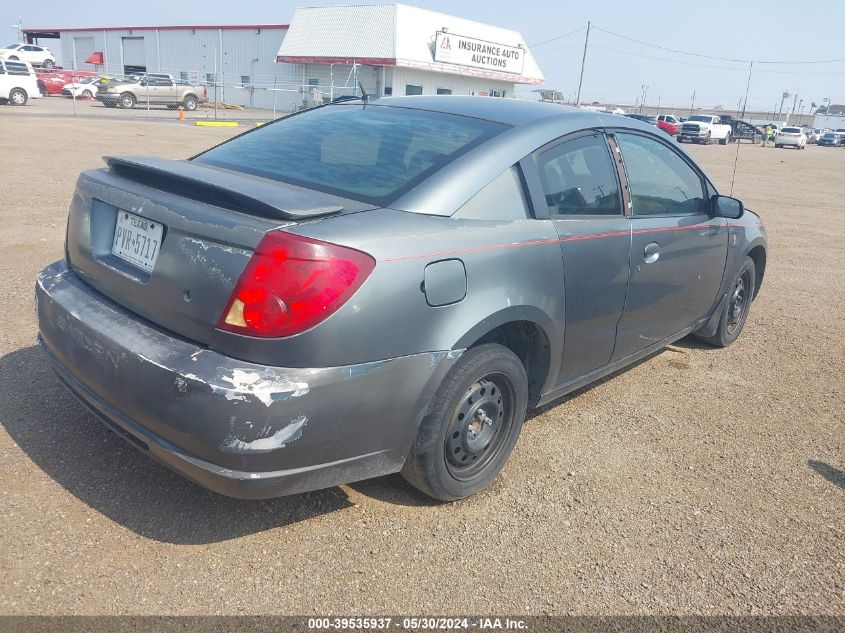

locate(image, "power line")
(531, 44), (582, 55)
(592, 24), (845, 65)
(590, 44), (845, 75)
(529, 26), (586, 49)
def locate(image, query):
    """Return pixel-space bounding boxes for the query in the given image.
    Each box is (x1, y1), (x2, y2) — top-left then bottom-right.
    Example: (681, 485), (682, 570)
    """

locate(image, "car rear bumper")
(36, 260), (459, 498)
(776, 137), (803, 146)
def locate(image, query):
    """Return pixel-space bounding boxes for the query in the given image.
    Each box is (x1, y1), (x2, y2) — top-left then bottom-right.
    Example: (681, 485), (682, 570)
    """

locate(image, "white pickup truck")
(677, 115), (733, 145)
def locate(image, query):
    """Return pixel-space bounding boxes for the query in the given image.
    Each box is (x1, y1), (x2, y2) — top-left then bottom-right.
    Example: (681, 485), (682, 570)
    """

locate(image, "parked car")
(0, 42), (55, 68)
(96, 72), (207, 110)
(62, 76), (111, 99)
(624, 113), (659, 126)
(0, 60), (43, 105)
(35, 68), (97, 95)
(805, 129), (821, 144)
(817, 132), (842, 147)
(677, 115), (733, 144)
(774, 127), (807, 149)
(36, 97), (767, 501)
(657, 114), (681, 136)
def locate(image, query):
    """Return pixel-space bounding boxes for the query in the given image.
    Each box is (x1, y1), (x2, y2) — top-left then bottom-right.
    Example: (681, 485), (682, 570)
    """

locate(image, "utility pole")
(688, 90), (696, 118)
(13, 17), (22, 42)
(575, 21), (590, 106)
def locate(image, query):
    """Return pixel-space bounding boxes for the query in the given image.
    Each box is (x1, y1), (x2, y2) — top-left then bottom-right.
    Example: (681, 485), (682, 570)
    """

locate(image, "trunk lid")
(65, 156), (370, 345)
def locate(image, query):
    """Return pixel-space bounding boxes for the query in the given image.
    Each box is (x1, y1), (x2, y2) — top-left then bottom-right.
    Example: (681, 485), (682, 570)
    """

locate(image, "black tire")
(8, 88), (27, 106)
(401, 343), (529, 501)
(695, 256), (756, 348)
(81, 89), (93, 99)
(705, 132), (712, 145)
(8, 55), (18, 60)
(42, 59), (54, 69)
(720, 133), (730, 145)
(677, 137), (684, 143)
(182, 95), (198, 111)
(118, 92), (135, 109)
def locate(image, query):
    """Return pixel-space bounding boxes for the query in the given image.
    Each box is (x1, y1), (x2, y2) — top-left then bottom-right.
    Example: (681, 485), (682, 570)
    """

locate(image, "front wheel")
(118, 92), (135, 109)
(401, 343), (529, 501)
(8, 88), (27, 106)
(695, 256), (756, 348)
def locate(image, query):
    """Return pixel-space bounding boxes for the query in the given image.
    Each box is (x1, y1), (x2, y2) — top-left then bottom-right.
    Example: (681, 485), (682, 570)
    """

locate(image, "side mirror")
(711, 194), (743, 219)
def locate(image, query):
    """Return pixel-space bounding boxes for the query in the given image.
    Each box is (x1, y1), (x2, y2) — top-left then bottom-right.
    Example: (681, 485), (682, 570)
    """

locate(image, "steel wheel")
(444, 373), (515, 480)
(726, 269), (751, 336)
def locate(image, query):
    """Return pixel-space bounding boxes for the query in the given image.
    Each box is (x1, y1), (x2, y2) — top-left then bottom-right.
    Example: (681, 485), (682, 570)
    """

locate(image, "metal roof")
(23, 24), (288, 34)
(277, 4), (544, 85)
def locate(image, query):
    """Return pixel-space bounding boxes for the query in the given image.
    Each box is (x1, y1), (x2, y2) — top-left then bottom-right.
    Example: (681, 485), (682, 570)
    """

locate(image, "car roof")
(351, 95), (590, 126)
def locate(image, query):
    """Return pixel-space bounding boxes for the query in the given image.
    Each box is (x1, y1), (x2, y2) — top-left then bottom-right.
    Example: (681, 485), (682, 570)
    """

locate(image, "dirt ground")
(1, 106), (843, 616)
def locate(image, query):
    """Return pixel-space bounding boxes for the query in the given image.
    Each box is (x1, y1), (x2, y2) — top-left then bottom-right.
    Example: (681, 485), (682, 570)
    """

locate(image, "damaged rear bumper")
(36, 260), (460, 499)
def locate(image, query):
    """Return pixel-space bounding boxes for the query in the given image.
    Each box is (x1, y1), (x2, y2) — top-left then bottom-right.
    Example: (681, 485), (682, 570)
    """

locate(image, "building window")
(405, 84), (423, 96)
(490, 89), (506, 98)
(436, 88), (452, 95)
(205, 73), (216, 84)
(308, 78), (319, 86)
(241, 75), (251, 86)
(180, 71), (188, 82)
(384, 86), (392, 96)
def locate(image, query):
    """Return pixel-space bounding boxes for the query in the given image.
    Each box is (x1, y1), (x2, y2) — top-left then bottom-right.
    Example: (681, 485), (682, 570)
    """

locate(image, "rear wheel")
(401, 343), (529, 501)
(695, 256), (756, 348)
(8, 55), (18, 60)
(42, 59), (54, 69)
(720, 133), (730, 145)
(81, 89), (93, 99)
(8, 88), (27, 106)
(182, 95), (198, 111)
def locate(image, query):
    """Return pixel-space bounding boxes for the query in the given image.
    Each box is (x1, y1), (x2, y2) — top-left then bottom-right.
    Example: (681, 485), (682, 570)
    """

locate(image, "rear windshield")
(193, 103), (507, 205)
(782, 127), (800, 133)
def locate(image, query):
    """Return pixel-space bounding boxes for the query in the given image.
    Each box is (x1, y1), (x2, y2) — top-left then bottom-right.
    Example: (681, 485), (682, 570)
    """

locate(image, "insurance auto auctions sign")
(434, 31), (525, 74)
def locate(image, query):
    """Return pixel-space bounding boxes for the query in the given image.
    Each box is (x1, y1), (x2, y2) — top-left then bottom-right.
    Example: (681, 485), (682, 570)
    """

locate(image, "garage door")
(73, 37), (95, 70)
(121, 37), (146, 74)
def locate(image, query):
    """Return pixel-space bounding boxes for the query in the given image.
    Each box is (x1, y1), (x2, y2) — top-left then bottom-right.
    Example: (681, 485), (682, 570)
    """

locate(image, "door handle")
(643, 241), (660, 264)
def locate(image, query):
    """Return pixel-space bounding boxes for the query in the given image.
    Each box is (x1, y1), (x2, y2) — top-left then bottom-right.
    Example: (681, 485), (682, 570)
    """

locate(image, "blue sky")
(5, 0), (843, 111)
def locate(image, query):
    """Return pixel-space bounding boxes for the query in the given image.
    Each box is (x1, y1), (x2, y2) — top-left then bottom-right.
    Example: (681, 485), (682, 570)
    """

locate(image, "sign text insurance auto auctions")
(434, 32), (525, 74)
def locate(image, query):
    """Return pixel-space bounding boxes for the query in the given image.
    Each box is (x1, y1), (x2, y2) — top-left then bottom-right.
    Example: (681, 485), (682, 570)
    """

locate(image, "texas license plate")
(111, 211), (164, 271)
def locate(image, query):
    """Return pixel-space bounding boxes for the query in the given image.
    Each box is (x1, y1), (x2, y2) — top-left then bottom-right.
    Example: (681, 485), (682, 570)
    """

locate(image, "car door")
(154, 76), (177, 102)
(610, 130), (728, 361)
(531, 131), (632, 383)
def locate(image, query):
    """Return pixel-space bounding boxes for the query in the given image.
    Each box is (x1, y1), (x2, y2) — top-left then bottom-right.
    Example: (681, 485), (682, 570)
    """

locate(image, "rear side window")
(616, 132), (705, 216)
(537, 134), (622, 216)
(194, 104), (506, 205)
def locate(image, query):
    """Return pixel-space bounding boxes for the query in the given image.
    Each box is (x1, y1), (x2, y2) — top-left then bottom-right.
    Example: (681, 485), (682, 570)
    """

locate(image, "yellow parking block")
(194, 121), (239, 127)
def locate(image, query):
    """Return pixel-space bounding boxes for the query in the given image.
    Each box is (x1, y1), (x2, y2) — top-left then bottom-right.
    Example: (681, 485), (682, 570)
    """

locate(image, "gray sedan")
(36, 96), (767, 501)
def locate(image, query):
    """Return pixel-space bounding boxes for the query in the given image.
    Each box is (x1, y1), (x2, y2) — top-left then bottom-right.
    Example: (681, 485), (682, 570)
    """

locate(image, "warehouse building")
(22, 3), (544, 111)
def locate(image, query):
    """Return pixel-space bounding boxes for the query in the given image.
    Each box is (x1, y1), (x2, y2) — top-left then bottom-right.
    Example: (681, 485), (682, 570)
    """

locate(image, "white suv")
(0, 43), (55, 68)
(0, 60), (42, 105)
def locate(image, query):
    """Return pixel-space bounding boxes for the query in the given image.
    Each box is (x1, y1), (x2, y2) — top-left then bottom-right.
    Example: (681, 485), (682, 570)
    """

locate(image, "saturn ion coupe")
(36, 96), (767, 501)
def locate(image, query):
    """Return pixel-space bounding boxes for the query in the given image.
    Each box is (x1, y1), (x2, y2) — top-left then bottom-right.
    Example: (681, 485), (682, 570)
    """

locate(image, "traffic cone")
(178, 106), (185, 121)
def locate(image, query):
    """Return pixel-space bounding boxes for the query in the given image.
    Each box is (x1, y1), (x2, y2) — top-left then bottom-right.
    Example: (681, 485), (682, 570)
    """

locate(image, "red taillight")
(218, 231), (375, 338)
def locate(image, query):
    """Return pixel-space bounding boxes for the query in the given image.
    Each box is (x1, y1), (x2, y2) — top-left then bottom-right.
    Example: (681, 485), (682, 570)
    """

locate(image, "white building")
(23, 3), (544, 111)
(276, 4), (544, 101)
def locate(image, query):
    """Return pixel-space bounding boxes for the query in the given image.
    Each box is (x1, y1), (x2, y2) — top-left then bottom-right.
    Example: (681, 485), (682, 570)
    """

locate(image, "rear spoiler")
(104, 156), (343, 220)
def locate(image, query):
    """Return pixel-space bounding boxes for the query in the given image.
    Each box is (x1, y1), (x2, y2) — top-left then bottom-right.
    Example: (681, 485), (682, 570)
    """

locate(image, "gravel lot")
(1, 106), (843, 616)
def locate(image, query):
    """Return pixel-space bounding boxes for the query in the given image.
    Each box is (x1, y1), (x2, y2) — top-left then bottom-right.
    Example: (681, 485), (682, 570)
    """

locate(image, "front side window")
(537, 134), (622, 216)
(616, 132), (705, 216)
(194, 104), (507, 205)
